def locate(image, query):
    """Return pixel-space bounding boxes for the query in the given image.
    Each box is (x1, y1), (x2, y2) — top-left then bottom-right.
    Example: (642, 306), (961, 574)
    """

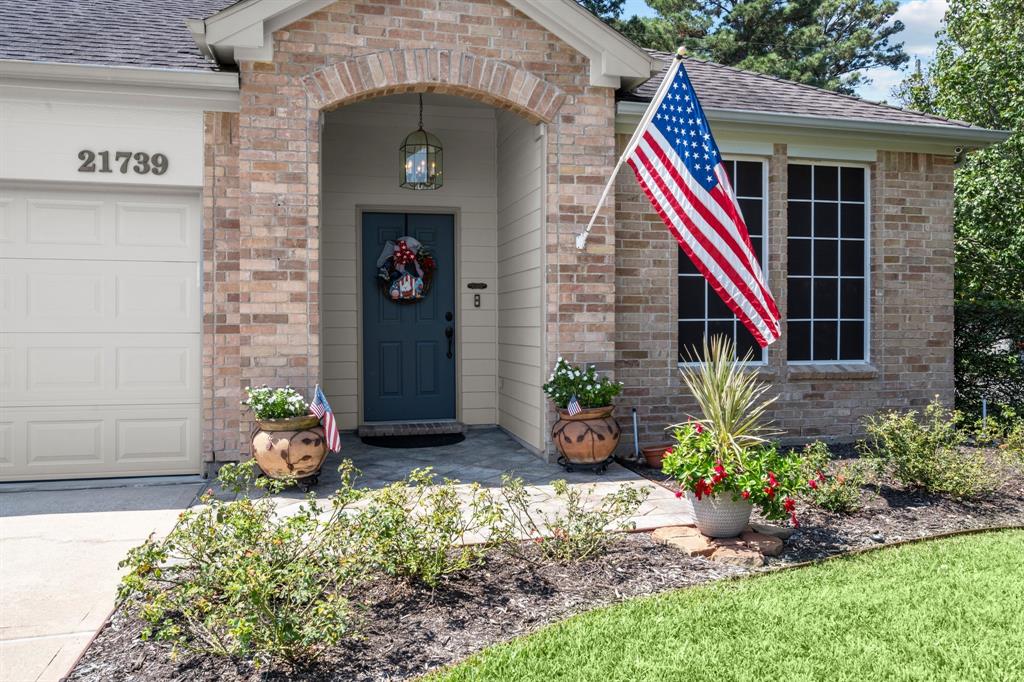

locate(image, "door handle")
(445, 326), (454, 359)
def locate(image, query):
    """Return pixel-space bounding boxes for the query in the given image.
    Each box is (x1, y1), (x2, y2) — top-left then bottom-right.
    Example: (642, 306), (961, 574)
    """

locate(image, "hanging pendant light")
(400, 93), (443, 190)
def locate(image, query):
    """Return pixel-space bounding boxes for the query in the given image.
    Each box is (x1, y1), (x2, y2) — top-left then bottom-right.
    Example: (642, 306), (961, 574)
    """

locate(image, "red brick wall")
(207, 0), (618, 457)
(613, 139), (956, 447)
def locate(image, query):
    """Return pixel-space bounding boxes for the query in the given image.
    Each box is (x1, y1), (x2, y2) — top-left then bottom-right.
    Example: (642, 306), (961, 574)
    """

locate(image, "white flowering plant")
(243, 385), (309, 421)
(542, 358), (623, 409)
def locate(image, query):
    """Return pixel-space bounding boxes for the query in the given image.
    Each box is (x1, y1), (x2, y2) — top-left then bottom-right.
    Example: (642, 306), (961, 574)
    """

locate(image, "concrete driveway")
(0, 479), (202, 682)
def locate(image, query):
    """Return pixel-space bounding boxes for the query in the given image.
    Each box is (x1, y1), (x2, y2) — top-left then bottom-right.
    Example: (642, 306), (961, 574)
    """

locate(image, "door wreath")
(375, 236), (436, 301)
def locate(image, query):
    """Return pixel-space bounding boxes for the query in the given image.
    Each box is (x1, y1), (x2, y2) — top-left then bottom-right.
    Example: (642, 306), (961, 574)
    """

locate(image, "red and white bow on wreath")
(378, 237), (425, 279)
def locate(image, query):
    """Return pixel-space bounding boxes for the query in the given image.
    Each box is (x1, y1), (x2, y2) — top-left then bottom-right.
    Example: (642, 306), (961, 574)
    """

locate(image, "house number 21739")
(77, 150), (169, 175)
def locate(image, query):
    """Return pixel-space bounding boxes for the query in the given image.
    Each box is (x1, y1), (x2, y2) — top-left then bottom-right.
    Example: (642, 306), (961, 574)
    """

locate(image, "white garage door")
(0, 185), (201, 481)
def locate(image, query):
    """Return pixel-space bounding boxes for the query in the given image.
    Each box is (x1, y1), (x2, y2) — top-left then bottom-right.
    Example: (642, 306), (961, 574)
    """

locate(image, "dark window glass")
(813, 321), (839, 360)
(788, 278), (811, 318)
(679, 248), (698, 275)
(840, 321), (865, 360)
(789, 164), (812, 200)
(788, 239), (812, 276)
(840, 279), (865, 319)
(739, 198), (762, 234)
(813, 278), (838, 318)
(841, 203), (865, 238)
(680, 159), (767, 361)
(814, 202), (838, 238)
(678, 277), (705, 318)
(788, 321), (811, 360)
(678, 321), (704, 359)
(787, 163), (867, 362)
(814, 166), (839, 200)
(841, 167), (865, 201)
(841, 240), (865, 276)
(815, 240), (838, 276)
(788, 202), (812, 237)
(736, 161), (762, 196)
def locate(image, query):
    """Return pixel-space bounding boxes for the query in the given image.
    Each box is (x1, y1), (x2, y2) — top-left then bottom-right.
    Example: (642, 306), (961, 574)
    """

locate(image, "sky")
(620, 0), (948, 103)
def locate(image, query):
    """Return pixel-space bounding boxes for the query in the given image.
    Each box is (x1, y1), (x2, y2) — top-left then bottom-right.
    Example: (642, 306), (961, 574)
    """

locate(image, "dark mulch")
(68, 535), (745, 682)
(625, 444), (1024, 564)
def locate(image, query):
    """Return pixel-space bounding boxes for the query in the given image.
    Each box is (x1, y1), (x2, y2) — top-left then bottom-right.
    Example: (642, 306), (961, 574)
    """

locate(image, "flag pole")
(575, 47), (686, 250)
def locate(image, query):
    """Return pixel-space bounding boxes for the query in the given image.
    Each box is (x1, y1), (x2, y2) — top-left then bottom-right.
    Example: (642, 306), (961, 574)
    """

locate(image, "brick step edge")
(357, 421), (466, 437)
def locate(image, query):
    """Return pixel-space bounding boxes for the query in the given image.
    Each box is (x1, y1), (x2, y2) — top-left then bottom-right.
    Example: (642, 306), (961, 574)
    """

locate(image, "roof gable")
(190, 0), (654, 88)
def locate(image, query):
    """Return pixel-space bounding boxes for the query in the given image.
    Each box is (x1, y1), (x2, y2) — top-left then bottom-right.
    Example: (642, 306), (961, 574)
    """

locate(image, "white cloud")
(855, 0), (948, 102)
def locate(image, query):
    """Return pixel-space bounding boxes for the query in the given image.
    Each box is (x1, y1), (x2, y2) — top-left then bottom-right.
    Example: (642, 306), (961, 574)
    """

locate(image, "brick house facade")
(0, 0), (1006, 481)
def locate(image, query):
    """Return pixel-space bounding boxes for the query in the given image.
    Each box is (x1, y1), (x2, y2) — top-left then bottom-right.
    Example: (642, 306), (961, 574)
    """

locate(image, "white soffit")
(190, 0), (655, 88)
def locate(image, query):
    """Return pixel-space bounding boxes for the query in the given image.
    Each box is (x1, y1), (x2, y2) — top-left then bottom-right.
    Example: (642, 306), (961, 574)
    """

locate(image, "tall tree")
(577, 0), (627, 21)
(579, 0), (908, 94)
(894, 0), (1024, 302)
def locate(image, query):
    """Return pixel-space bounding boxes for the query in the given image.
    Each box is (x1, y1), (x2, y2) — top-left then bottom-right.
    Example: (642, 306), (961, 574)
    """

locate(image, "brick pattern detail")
(202, 111), (241, 462)
(302, 48), (566, 124)
(614, 141), (956, 445)
(207, 0), (617, 458)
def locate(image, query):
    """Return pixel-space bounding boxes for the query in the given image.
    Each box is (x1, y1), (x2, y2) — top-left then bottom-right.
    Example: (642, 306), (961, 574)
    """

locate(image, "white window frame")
(786, 160), (871, 365)
(678, 155), (770, 367)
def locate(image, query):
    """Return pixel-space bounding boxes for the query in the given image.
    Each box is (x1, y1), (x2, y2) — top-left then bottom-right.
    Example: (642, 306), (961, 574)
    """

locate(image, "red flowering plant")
(661, 423), (807, 524)
(661, 335), (810, 526)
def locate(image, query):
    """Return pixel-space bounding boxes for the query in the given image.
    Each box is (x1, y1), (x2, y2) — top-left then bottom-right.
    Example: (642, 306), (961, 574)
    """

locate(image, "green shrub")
(242, 385), (309, 420)
(799, 441), (869, 514)
(485, 475), (648, 563)
(118, 460), (365, 663)
(351, 468), (490, 587)
(859, 398), (998, 498)
(542, 358), (623, 409)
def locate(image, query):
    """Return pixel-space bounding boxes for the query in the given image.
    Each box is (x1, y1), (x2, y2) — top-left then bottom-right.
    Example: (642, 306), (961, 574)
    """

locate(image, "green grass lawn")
(432, 530), (1024, 682)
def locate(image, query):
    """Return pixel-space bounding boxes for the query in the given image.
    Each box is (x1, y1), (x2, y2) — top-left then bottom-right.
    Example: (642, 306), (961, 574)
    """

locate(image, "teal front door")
(362, 212), (456, 422)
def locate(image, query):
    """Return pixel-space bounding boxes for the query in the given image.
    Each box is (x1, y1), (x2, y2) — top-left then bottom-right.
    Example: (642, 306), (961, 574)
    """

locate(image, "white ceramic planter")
(688, 492), (753, 538)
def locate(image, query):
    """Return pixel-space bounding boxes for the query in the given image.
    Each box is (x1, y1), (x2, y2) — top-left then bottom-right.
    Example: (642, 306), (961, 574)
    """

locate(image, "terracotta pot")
(641, 443), (675, 470)
(251, 415), (327, 480)
(551, 406), (621, 464)
(688, 492), (753, 538)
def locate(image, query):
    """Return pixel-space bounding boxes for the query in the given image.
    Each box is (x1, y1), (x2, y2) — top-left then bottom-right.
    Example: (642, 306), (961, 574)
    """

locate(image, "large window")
(678, 159), (767, 362)
(786, 163), (868, 362)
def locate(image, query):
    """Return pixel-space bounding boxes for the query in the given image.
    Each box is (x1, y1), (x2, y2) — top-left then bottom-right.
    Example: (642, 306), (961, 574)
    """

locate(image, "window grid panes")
(678, 159), (767, 363)
(787, 163), (867, 362)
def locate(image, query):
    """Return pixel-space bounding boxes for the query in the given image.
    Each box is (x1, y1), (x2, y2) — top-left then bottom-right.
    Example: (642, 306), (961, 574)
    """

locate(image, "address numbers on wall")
(77, 150), (169, 176)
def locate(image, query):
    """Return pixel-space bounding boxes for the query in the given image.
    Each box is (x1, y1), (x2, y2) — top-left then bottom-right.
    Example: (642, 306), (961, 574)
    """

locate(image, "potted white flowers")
(243, 385), (327, 486)
(542, 358), (624, 471)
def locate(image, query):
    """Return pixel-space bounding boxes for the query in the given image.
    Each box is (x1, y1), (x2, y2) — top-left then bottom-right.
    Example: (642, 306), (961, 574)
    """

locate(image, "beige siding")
(496, 111), (545, 451)
(321, 96), (498, 429)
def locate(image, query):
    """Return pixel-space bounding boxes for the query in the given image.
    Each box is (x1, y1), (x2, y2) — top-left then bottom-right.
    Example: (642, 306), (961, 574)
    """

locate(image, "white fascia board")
(0, 60), (238, 97)
(616, 100), (1010, 149)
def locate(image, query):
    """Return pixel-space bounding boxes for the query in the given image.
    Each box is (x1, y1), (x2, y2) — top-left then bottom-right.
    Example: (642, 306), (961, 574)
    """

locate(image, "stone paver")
(0, 481), (201, 682)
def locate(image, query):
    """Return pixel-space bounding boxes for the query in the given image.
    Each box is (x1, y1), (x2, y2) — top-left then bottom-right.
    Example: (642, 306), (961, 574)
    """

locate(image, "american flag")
(623, 55), (780, 347)
(310, 384), (341, 452)
(567, 395), (582, 416)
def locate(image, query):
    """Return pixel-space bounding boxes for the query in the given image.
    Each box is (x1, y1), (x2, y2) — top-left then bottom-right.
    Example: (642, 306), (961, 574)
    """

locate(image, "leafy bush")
(542, 357), (623, 409)
(955, 300), (1024, 419)
(485, 475), (648, 563)
(859, 398), (998, 498)
(352, 468), (490, 587)
(118, 460), (364, 663)
(243, 385), (309, 420)
(799, 441), (869, 514)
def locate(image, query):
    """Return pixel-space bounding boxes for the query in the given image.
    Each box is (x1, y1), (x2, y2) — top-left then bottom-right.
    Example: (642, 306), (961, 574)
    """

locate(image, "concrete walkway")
(0, 479), (203, 682)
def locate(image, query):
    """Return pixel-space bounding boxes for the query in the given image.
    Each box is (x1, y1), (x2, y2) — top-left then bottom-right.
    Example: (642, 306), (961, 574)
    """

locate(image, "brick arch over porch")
(301, 48), (567, 124)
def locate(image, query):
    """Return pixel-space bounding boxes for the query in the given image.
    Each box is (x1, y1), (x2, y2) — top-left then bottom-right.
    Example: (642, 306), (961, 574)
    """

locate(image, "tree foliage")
(577, 0), (908, 93)
(895, 0), (1024, 302)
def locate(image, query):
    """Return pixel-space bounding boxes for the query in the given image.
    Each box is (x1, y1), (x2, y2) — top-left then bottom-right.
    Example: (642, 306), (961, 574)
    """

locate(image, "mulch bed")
(70, 446), (1024, 681)
(627, 444), (1024, 565)
(68, 536), (745, 682)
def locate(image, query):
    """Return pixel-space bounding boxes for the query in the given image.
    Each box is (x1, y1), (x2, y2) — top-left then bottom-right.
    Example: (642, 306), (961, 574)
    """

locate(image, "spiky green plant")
(675, 335), (779, 463)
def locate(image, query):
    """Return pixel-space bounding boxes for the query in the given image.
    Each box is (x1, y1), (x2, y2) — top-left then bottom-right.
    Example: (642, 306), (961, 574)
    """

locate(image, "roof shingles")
(624, 50), (974, 130)
(0, 0), (235, 72)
